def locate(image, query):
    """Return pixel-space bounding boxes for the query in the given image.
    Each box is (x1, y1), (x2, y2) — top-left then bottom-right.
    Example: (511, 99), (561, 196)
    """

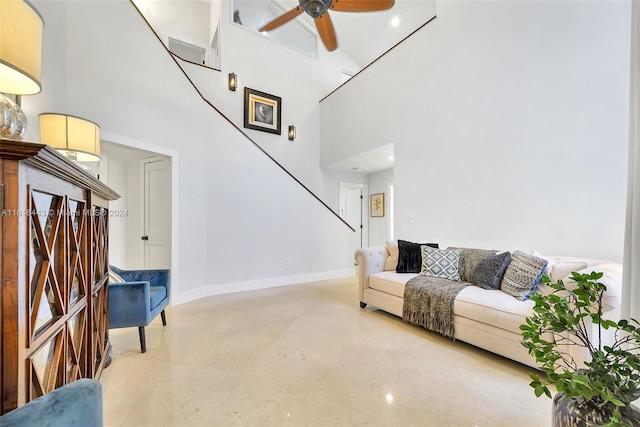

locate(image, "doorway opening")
(168, 37), (206, 65)
(100, 142), (173, 271)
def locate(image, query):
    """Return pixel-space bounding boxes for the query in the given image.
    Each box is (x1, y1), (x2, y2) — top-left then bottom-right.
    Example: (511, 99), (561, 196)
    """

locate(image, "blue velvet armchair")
(108, 265), (170, 353)
(0, 379), (102, 427)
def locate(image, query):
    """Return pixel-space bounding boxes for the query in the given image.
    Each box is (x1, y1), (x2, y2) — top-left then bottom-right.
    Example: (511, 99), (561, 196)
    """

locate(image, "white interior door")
(341, 188), (362, 265)
(143, 158), (171, 269)
(344, 189), (362, 245)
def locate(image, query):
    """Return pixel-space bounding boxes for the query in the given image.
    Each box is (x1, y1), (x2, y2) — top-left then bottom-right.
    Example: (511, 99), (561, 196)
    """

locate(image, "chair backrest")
(0, 379), (103, 427)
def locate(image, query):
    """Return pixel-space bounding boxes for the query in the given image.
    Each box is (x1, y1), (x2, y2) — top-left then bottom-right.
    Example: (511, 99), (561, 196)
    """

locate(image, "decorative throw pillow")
(420, 246), (462, 281)
(448, 247), (498, 282)
(108, 269), (125, 283)
(384, 240), (399, 271)
(471, 251), (512, 290)
(531, 251), (588, 280)
(500, 251), (548, 300)
(396, 239), (439, 273)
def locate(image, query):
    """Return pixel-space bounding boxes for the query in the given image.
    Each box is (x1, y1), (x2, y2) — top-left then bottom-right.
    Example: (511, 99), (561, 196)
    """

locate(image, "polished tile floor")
(101, 276), (551, 426)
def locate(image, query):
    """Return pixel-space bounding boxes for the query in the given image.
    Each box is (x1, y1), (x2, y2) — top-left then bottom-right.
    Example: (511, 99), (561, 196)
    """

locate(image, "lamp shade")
(0, 0), (44, 95)
(39, 113), (101, 162)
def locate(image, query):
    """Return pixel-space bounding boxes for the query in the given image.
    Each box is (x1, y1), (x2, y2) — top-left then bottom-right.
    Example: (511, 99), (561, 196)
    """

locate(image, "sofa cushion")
(500, 251), (547, 300)
(384, 240), (399, 271)
(454, 285), (535, 332)
(420, 246), (462, 281)
(448, 247), (498, 281)
(396, 239), (439, 273)
(471, 251), (512, 290)
(369, 272), (418, 297)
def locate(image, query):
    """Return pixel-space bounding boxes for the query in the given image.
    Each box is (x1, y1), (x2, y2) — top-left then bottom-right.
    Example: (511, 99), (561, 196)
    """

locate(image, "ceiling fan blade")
(258, 6), (304, 32)
(315, 13), (338, 52)
(330, 0), (395, 12)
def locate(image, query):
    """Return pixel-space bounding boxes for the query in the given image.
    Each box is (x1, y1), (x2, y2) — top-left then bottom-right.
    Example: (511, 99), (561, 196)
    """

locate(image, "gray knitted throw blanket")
(402, 275), (469, 340)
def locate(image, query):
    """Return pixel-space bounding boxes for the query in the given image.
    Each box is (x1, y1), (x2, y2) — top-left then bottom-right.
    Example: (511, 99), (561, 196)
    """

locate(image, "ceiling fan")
(258, 0), (396, 52)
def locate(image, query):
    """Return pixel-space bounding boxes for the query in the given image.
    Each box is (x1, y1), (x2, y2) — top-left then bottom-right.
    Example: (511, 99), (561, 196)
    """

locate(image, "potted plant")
(520, 271), (640, 427)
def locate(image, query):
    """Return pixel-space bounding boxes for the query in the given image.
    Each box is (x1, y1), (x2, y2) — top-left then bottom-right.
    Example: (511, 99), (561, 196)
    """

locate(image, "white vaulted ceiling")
(280, 0), (437, 67)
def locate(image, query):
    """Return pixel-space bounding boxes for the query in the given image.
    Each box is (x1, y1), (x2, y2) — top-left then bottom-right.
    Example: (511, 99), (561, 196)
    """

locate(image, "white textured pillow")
(384, 240), (399, 271)
(500, 251), (547, 300)
(109, 269), (125, 283)
(420, 246), (462, 281)
(531, 251), (588, 280)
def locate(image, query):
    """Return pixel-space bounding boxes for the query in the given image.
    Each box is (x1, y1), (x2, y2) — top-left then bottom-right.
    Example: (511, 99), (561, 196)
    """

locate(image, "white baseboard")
(171, 268), (355, 306)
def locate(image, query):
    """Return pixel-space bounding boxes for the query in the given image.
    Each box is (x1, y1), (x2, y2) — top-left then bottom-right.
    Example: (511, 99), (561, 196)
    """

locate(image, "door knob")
(141, 235), (149, 241)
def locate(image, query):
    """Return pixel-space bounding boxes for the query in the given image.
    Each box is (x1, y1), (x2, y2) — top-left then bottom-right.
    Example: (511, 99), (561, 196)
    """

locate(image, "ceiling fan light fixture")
(300, 0), (331, 18)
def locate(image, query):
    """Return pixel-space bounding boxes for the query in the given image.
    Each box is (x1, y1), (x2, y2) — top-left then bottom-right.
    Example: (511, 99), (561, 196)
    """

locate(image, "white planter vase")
(552, 393), (640, 427)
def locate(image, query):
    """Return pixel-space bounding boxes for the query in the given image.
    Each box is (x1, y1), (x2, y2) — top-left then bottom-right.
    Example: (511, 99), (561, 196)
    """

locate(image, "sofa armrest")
(355, 246), (388, 302)
(554, 264), (623, 369)
(108, 281), (151, 327)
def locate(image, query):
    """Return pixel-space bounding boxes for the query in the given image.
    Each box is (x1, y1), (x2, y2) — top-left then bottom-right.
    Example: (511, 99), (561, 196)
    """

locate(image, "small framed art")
(244, 87), (282, 135)
(370, 193), (385, 217)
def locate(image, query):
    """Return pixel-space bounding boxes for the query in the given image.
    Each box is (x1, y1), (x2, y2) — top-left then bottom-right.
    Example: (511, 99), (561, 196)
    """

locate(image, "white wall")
(368, 168), (394, 246)
(25, 0), (356, 304)
(126, 0), (369, 211)
(98, 152), (129, 268)
(320, 1), (631, 261)
(174, 0), (367, 210)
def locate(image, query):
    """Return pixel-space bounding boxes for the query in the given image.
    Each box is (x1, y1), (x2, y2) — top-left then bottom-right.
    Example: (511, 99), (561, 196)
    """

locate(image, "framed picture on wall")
(370, 193), (385, 217)
(244, 88), (282, 135)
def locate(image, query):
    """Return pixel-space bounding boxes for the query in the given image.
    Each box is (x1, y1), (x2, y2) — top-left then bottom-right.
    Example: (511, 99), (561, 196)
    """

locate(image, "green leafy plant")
(520, 271), (640, 427)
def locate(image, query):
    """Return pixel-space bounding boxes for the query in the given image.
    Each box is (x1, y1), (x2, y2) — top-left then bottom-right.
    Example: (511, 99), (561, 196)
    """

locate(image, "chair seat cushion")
(150, 285), (167, 310)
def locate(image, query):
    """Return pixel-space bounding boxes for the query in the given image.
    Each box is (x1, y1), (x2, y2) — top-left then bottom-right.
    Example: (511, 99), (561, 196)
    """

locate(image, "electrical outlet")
(409, 215), (415, 224)
(284, 257), (290, 265)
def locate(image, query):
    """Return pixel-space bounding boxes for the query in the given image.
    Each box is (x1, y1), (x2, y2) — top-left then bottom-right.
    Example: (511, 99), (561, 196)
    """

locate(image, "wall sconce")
(288, 125), (296, 141)
(39, 113), (101, 162)
(0, 0), (45, 140)
(228, 72), (237, 91)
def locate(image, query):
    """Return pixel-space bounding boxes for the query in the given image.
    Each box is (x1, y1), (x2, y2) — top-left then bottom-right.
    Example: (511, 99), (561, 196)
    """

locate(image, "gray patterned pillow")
(471, 252), (512, 290)
(500, 251), (548, 300)
(420, 246), (462, 281)
(447, 247), (498, 281)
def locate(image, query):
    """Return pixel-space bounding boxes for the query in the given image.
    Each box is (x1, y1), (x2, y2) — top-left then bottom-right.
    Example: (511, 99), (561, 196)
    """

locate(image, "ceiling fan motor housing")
(300, 0), (332, 18)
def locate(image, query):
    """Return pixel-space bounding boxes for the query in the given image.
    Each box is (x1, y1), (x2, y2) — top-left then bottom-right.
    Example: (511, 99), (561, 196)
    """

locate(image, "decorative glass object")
(0, 93), (27, 140)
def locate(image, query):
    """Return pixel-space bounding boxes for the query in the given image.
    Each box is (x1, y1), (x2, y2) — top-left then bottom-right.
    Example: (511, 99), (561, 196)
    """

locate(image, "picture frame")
(370, 193), (385, 217)
(244, 87), (282, 135)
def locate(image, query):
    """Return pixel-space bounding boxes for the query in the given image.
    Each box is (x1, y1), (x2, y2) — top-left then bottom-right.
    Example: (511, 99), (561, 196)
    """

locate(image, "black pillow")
(396, 239), (439, 273)
(471, 251), (512, 290)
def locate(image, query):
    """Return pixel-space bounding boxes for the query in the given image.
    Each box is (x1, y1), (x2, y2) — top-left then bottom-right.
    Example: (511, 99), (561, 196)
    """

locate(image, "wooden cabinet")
(0, 139), (119, 414)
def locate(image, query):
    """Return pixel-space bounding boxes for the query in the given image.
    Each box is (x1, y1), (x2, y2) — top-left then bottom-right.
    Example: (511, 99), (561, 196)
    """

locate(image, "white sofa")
(355, 245), (624, 369)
